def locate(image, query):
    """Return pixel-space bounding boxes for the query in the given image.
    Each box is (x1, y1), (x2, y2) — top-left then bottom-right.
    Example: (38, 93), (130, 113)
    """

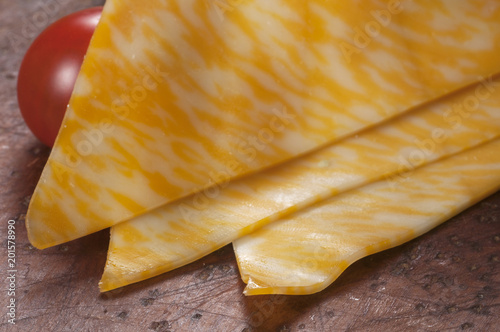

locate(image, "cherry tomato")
(17, 7), (103, 147)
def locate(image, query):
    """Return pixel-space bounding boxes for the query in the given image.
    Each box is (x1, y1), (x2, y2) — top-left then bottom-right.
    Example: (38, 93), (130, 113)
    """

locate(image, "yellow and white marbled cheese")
(233, 138), (500, 295)
(27, 0), (500, 248)
(100, 78), (500, 292)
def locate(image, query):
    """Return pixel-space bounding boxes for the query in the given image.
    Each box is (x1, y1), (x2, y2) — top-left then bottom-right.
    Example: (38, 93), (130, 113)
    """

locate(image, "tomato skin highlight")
(17, 7), (102, 147)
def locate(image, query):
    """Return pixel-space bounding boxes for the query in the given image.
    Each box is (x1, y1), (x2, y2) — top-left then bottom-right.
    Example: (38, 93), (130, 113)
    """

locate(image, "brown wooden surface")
(1, 1), (499, 331)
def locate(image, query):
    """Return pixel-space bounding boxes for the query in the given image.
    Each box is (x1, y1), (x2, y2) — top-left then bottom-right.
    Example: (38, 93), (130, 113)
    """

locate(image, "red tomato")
(17, 7), (102, 147)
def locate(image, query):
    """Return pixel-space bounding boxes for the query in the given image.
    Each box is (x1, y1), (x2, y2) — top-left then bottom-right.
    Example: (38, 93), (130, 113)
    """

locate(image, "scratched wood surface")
(1, 1), (500, 331)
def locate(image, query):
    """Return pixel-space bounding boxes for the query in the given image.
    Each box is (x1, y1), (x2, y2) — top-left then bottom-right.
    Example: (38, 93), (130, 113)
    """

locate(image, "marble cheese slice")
(233, 139), (500, 295)
(99, 78), (500, 292)
(27, 0), (500, 248)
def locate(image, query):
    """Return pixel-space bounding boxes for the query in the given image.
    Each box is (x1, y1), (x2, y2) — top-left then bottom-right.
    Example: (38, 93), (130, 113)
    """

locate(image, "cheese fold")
(100, 78), (500, 292)
(27, 0), (500, 248)
(233, 139), (500, 295)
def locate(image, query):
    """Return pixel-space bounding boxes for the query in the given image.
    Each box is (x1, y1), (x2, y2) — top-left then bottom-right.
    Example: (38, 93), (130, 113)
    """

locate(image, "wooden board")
(1, 1), (499, 331)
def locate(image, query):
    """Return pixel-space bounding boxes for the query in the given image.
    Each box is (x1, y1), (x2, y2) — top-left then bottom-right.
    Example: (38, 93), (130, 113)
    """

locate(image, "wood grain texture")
(0, 1), (499, 331)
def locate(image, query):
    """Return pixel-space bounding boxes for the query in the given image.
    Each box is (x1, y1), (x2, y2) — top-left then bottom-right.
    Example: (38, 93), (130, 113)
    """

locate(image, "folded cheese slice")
(233, 139), (500, 295)
(100, 78), (500, 292)
(27, 0), (500, 248)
